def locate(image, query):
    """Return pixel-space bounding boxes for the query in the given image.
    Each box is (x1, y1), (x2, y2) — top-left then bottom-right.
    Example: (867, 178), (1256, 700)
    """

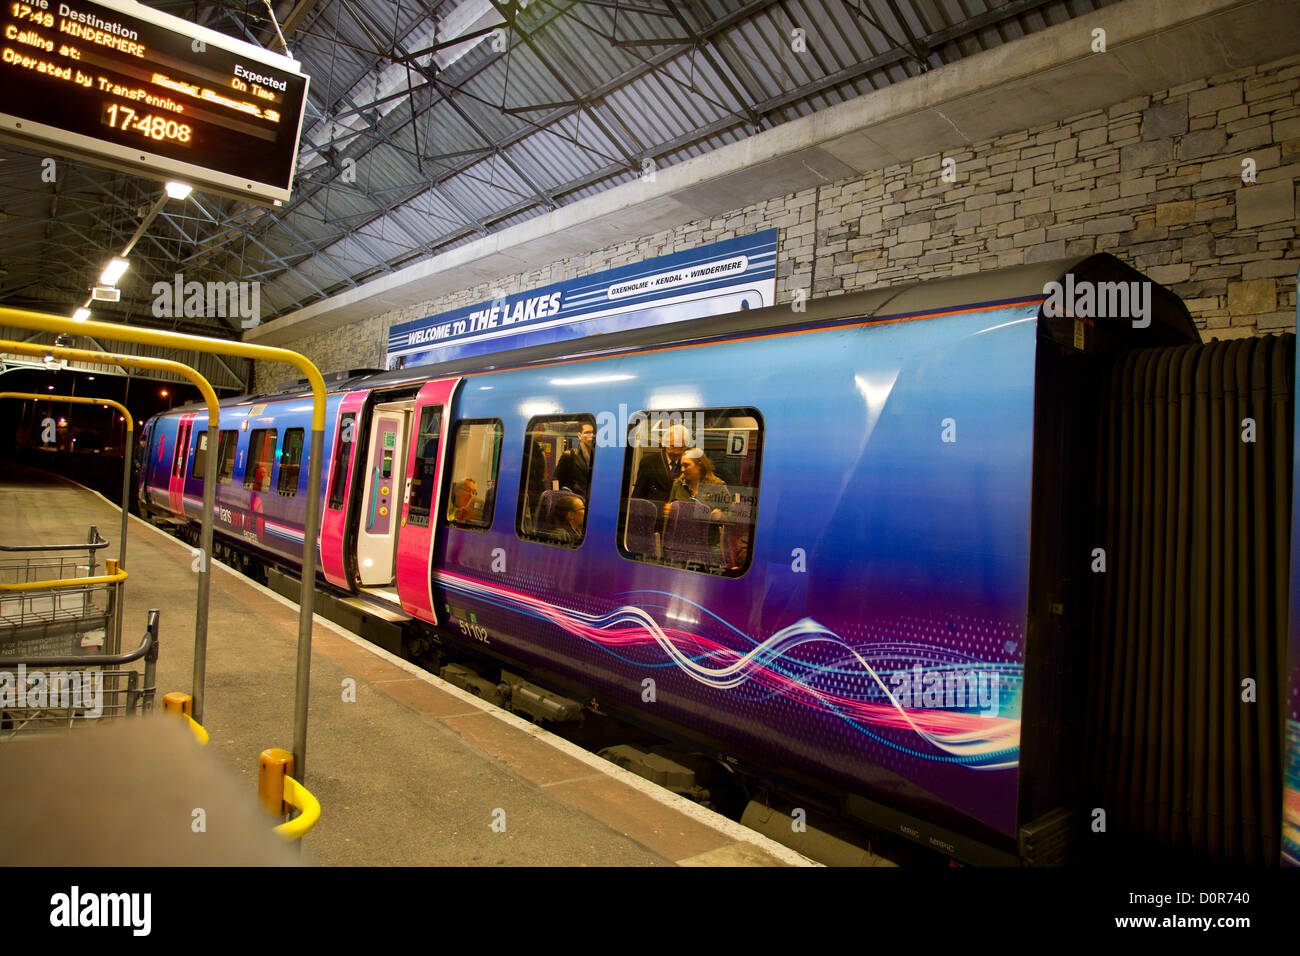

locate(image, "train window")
(190, 429), (209, 480)
(326, 413), (356, 510)
(443, 419), (503, 531)
(278, 428), (304, 497)
(171, 423), (188, 477)
(516, 414), (595, 549)
(216, 431), (238, 484)
(616, 407), (763, 577)
(406, 405), (444, 528)
(244, 429), (277, 492)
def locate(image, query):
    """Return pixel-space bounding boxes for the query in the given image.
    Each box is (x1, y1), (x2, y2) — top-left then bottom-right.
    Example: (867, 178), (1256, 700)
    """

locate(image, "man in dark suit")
(631, 423), (691, 511)
(554, 422), (594, 499)
(518, 422), (550, 531)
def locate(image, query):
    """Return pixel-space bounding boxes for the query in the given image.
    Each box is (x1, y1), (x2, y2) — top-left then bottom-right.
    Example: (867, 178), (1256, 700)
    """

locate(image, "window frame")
(615, 406), (764, 579)
(215, 430), (239, 485)
(171, 422), (188, 477)
(326, 412), (356, 511)
(442, 418), (504, 533)
(406, 405), (445, 528)
(190, 428), (209, 481)
(243, 428), (278, 492)
(277, 428), (304, 497)
(515, 413), (596, 550)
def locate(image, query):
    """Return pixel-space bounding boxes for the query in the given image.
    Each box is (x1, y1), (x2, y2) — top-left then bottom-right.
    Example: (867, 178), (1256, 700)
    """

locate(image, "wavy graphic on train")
(436, 570), (1021, 769)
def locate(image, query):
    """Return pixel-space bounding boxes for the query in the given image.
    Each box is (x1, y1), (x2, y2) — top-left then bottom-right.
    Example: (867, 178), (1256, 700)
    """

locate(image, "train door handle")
(366, 467), (380, 531)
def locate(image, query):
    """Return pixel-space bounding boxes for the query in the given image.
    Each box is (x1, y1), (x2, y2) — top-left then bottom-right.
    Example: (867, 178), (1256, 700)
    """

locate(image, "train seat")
(624, 497), (659, 558)
(663, 500), (712, 566)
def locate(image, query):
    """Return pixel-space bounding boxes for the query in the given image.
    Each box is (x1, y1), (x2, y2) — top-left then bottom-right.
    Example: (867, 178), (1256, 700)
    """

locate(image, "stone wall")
(255, 52), (1300, 391)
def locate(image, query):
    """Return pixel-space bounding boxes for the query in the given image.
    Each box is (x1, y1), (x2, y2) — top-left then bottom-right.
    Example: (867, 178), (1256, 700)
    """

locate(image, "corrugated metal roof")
(0, 0), (1120, 333)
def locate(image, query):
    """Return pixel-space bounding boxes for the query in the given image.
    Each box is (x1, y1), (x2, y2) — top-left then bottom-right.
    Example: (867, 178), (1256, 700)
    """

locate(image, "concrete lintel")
(246, 0), (1298, 346)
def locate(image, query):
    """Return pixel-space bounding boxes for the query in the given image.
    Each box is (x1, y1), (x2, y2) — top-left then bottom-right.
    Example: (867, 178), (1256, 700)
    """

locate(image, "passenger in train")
(665, 448), (731, 521)
(519, 422), (550, 530)
(551, 494), (586, 546)
(631, 423), (691, 511)
(554, 422), (594, 498)
(449, 477), (483, 523)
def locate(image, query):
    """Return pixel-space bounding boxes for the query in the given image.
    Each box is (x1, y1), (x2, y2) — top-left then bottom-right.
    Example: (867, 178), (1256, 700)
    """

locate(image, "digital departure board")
(0, 0), (309, 204)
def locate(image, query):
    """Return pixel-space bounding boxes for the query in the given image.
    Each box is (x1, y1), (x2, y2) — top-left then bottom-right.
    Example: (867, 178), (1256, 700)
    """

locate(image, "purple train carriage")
(139, 254), (1299, 866)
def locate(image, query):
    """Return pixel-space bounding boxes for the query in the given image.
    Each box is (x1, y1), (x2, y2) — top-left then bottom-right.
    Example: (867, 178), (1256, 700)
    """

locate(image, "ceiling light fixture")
(99, 258), (130, 286)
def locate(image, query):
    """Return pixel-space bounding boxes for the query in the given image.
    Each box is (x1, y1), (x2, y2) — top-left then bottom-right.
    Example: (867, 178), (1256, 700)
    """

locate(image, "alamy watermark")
(594, 406), (706, 449)
(889, 664), (1000, 717)
(0, 666), (102, 717)
(50, 886), (150, 936)
(1042, 274), (1152, 329)
(152, 274), (261, 328)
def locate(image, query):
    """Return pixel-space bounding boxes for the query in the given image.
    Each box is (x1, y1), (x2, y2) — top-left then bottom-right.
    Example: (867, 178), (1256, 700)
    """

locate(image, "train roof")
(167, 253), (1195, 415)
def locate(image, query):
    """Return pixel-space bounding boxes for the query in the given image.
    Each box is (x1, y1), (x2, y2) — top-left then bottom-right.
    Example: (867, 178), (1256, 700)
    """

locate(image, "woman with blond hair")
(664, 448), (731, 519)
(663, 448), (733, 564)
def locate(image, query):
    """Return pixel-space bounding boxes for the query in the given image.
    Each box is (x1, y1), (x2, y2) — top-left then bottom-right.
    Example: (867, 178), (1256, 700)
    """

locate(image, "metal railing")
(259, 747), (321, 841)
(0, 609), (159, 739)
(1, 309), (326, 787)
(0, 527), (121, 646)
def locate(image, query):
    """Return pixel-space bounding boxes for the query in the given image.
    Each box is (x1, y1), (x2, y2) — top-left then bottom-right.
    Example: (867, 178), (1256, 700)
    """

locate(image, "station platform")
(0, 464), (814, 867)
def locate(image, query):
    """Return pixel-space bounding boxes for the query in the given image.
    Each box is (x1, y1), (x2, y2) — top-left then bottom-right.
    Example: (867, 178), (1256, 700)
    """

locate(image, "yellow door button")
(380, 485), (390, 495)
(379, 507), (388, 516)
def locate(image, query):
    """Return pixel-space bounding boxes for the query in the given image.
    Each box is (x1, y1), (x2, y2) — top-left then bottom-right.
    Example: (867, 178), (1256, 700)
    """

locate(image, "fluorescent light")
(165, 181), (193, 200)
(99, 258), (130, 286)
(72, 308), (91, 322)
(548, 373), (635, 386)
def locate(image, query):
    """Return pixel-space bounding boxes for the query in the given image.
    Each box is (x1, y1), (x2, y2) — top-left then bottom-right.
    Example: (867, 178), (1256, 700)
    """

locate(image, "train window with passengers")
(443, 419), (503, 531)
(215, 431), (238, 484)
(277, 428), (304, 497)
(244, 428), (277, 492)
(616, 408), (763, 577)
(516, 414), (596, 548)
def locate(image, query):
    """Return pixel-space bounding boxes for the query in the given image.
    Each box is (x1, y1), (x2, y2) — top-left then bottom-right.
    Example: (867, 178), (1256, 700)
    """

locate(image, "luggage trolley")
(0, 527), (157, 736)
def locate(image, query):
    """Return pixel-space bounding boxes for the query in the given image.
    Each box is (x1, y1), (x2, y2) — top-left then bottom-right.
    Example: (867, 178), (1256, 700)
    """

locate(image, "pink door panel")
(169, 415), (194, 515)
(395, 378), (460, 622)
(321, 391), (368, 589)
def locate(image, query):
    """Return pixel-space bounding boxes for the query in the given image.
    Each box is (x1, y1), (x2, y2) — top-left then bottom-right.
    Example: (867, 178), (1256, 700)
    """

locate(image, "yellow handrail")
(273, 775), (321, 841)
(183, 715), (210, 745)
(0, 342), (223, 684)
(2, 307), (328, 787)
(162, 691), (210, 745)
(0, 308), (324, 429)
(0, 391), (132, 430)
(0, 569), (127, 592)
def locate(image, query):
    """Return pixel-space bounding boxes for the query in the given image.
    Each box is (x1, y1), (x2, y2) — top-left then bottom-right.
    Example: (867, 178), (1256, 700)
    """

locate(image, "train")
(137, 252), (1300, 866)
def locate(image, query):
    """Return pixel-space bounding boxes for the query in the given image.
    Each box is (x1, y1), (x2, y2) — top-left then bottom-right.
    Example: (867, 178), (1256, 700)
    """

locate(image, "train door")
(136, 419), (154, 510)
(355, 400), (412, 591)
(168, 415), (194, 514)
(394, 378), (461, 622)
(321, 391), (367, 589)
